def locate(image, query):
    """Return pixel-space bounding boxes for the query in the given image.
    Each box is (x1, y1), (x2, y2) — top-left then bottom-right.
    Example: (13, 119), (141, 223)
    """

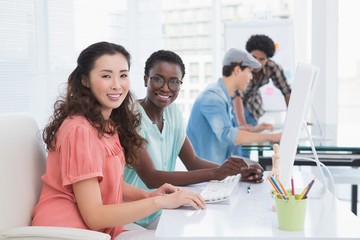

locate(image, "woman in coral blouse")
(31, 41), (205, 240)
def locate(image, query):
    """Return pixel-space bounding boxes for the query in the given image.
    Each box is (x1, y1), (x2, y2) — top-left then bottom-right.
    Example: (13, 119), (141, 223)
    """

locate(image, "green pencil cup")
(275, 194), (307, 231)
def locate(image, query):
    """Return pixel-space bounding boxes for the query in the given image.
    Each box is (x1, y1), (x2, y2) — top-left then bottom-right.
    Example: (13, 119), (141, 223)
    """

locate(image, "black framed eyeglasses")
(149, 76), (183, 91)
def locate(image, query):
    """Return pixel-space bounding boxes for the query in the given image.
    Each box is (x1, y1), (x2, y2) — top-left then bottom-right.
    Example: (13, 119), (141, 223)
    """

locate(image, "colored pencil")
(278, 178), (289, 197)
(302, 178), (316, 199)
(270, 176), (286, 197)
(297, 186), (308, 200)
(267, 176), (285, 199)
(267, 176), (287, 200)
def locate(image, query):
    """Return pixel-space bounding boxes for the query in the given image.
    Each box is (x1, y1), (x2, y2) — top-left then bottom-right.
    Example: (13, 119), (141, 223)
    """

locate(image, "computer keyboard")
(200, 174), (240, 203)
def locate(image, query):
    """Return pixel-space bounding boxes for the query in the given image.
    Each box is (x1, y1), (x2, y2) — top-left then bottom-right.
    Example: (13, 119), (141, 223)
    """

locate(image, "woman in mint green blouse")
(124, 50), (264, 229)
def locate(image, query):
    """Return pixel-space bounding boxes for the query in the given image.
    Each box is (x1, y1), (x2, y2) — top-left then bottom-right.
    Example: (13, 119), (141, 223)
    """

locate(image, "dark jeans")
(244, 109), (258, 127)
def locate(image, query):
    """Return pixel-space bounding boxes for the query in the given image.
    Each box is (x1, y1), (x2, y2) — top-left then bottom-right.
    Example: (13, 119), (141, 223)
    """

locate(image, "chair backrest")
(0, 116), (46, 233)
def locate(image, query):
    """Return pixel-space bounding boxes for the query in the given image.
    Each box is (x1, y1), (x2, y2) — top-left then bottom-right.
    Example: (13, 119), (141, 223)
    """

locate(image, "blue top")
(186, 78), (240, 164)
(124, 102), (186, 226)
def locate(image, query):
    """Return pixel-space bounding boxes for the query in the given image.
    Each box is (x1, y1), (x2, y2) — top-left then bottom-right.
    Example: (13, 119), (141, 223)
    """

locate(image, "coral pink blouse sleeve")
(58, 124), (104, 187)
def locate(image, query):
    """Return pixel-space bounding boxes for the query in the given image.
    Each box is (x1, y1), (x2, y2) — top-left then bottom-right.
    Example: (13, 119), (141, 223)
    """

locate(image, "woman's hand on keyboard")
(239, 163), (264, 183)
(213, 157), (248, 180)
(154, 186), (206, 210)
(149, 183), (182, 196)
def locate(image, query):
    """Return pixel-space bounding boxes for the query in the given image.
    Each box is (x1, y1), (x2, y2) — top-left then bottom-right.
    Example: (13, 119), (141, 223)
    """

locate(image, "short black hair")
(144, 50), (185, 79)
(246, 34), (276, 58)
(222, 63), (247, 77)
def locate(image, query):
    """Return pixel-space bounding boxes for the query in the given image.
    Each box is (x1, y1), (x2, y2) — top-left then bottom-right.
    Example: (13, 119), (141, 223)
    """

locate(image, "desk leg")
(351, 185), (358, 215)
(258, 150), (263, 157)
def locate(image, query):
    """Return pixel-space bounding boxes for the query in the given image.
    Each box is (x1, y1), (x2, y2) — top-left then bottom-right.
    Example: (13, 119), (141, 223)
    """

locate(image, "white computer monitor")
(278, 63), (320, 187)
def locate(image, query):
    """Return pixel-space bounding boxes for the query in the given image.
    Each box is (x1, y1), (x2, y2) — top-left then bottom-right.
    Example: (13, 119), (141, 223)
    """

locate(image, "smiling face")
(250, 49), (268, 72)
(82, 53), (130, 119)
(144, 61), (183, 109)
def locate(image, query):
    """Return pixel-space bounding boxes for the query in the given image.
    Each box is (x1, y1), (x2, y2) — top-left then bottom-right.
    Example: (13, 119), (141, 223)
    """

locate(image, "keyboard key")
(200, 174), (240, 203)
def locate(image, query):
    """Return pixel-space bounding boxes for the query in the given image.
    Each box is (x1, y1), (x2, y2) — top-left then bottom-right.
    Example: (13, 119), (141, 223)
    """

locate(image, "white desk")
(155, 172), (360, 239)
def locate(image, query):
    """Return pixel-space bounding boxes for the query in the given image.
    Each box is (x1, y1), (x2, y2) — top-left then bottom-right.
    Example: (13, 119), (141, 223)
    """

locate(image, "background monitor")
(278, 63), (320, 187)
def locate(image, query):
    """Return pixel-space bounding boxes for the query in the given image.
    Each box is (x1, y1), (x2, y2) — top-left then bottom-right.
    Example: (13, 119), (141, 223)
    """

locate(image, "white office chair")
(0, 115), (110, 240)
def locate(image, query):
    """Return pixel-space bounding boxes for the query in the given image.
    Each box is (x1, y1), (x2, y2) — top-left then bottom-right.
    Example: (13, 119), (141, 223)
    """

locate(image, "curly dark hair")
(43, 41), (145, 167)
(144, 50), (185, 78)
(246, 34), (276, 58)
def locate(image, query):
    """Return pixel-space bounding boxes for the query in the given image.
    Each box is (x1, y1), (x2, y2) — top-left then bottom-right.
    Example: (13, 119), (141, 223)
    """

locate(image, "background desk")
(243, 142), (360, 215)
(156, 172), (360, 239)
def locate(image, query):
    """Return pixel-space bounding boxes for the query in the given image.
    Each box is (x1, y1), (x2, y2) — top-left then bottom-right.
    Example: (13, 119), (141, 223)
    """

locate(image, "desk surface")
(155, 172), (360, 239)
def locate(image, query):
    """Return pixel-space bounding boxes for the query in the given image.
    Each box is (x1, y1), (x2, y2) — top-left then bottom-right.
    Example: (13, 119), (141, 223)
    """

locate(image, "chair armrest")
(1, 226), (111, 240)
